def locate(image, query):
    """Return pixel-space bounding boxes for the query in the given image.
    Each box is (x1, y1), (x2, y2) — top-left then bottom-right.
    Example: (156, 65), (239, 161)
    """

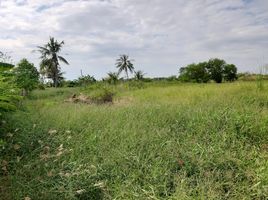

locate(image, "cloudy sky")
(0, 0), (268, 79)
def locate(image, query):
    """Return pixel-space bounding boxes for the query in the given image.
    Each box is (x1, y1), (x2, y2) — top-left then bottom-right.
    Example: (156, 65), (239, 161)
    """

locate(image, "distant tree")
(40, 59), (65, 87)
(14, 59), (39, 96)
(179, 58), (237, 83)
(223, 64), (237, 82)
(116, 55), (134, 79)
(166, 75), (178, 81)
(77, 75), (96, 86)
(207, 58), (226, 83)
(179, 62), (210, 83)
(106, 72), (120, 84)
(0, 51), (13, 64)
(134, 70), (145, 80)
(37, 37), (69, 87)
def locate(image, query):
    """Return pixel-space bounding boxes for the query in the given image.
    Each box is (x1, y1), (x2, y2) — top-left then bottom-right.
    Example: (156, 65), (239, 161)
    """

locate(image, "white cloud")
(0, 0), (268, 79)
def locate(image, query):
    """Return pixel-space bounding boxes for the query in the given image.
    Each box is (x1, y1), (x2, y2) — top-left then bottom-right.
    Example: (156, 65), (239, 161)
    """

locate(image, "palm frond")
(58, 56), (69, 65)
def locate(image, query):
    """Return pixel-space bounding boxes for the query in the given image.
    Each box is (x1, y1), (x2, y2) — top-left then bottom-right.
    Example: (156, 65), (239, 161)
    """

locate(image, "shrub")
(0, 64), (20, 149)
(14, 59), (39, 95)
(89, 87), (114, 104)
(37, 84), (46, 90)
(0, 66), (20, 115)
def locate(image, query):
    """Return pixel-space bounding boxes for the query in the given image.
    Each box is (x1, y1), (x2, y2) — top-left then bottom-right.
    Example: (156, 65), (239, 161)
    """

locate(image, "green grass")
(1, 82), (268, 199)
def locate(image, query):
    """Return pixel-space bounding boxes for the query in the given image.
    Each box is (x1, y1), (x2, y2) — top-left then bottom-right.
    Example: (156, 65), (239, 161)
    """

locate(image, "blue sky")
(0, 0), (268, 80)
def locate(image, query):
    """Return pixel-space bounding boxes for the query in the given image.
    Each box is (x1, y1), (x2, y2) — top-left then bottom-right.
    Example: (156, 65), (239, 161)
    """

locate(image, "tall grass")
(1, 82), (268, 199)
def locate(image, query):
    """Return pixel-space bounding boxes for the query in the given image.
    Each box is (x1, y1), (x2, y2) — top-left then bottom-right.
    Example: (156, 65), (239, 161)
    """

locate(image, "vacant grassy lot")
(1, 81), (268, 199)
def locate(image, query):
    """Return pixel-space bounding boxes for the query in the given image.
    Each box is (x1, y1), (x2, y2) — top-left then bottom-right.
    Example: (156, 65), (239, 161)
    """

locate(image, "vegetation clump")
(66, 87), (114, 104)
(13, 58), (39, 96)
(179, 58), (238, 83)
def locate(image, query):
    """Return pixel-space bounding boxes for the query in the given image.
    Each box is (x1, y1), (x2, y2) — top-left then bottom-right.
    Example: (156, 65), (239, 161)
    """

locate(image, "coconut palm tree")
(37, 37), (69, 87)
(116, 55), (134, 79)
(134, 70), (145, 80)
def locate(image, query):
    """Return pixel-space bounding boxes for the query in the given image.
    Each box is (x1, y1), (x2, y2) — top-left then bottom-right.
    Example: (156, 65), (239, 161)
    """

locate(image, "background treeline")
(178, 58), (237, 83)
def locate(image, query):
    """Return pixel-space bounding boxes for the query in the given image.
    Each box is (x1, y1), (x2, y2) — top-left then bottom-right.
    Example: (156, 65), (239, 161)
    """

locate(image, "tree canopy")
(14, 59), (39, 96)
(37, 37), (69, 87)
(116, 55), (134, 79)
(179, 58), (237, 83)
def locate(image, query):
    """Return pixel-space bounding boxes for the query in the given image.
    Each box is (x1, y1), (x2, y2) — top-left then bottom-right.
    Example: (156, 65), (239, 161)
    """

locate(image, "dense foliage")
(0, 62), (15, 72)
(0, 62), (20, 149)
(14, 59), (39, 96)
(0, 63), (19, 115)
(179, 58), (238, 83)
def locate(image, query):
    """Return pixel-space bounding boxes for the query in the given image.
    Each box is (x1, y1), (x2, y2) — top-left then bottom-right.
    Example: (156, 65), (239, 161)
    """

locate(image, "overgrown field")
(1, 82), (268, 199)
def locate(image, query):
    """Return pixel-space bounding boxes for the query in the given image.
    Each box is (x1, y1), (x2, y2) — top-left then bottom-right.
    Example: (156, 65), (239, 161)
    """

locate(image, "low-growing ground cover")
(1, 81), (268, 199)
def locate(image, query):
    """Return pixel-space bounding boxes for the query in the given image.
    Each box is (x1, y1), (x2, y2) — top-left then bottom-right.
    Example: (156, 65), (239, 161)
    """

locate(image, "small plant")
(256, 74), (264, 91)
(256, 64), (268, 91)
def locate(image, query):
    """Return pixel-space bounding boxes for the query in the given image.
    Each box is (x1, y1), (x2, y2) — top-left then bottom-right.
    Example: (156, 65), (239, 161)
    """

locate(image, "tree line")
(179, 58), (237, 83)
(0, 37), (240, 98)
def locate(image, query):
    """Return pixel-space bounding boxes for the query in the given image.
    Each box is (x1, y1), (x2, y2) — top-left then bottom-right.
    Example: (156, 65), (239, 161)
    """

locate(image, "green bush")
(89, 87), (114, 104)
(0, 65), (20, 151)
(0, 70), (20, 115)
(37, 84), (46, 90)
(14, 59), (39, 95)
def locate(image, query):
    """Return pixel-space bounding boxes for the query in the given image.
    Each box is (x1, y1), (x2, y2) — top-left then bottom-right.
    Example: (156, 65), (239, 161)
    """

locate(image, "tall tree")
(37, 37), (69, 87)
(116, 55), (134, 79)
(207, 58), (226, 83)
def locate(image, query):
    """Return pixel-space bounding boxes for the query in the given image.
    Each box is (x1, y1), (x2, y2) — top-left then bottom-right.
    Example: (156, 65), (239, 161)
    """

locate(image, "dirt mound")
(65, 93), (92, 104)
(65, 93), (113, 104)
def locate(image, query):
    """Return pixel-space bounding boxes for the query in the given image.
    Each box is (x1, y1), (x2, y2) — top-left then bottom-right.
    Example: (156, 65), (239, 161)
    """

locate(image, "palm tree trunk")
(55, 76), (58, 87)
(126, 70), (129, 80)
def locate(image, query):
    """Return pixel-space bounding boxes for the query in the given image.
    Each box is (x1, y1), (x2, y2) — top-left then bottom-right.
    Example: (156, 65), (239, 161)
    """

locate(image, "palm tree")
(106, 72), (120, 84)
(37, 37), (69, 87)
(134, 70), (145, 80)
(116, 55), (134, 79)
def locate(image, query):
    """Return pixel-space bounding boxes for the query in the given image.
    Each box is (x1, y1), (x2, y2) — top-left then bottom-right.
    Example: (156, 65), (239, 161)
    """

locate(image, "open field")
(1, 81), (268, 199)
